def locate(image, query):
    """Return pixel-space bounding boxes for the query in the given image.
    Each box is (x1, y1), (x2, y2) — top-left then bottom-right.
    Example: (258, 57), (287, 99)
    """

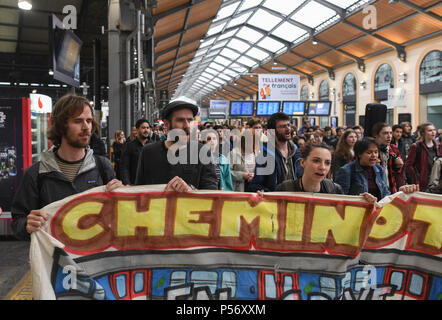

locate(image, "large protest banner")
(30, 185), (441, 300)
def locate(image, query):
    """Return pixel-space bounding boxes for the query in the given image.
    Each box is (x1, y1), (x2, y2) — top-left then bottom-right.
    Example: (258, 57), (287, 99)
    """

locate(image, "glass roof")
(173, 0), (367, 101)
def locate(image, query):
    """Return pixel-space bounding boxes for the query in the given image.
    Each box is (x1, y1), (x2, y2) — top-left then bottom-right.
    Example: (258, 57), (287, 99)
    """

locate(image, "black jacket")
(89, 132), (106, 156)
(135, 141), (218, 190)
(11, 147), (114, 240)
(276, 178), (343, 194)
(121, 135), (160, 185)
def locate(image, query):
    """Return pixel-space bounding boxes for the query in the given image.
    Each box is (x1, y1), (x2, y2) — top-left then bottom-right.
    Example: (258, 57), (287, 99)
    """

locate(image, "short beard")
(276, 131), (289, 143)
(66, 136), (90, 148)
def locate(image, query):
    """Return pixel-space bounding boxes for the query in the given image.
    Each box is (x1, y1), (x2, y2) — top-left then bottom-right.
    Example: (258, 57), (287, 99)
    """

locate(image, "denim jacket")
(335, 160), (391, 200)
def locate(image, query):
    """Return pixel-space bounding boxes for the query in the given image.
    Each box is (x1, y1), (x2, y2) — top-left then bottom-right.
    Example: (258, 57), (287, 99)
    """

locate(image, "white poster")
(258, 74), (300, 101)
(387, 88), (406, 108)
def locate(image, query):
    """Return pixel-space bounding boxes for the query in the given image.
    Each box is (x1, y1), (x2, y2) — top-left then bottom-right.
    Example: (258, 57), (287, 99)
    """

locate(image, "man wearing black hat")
(135, 100), (218, 191)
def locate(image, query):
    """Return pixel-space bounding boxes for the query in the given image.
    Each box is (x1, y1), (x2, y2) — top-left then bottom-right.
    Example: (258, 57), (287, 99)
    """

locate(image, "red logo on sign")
(38, 97), (43, 109)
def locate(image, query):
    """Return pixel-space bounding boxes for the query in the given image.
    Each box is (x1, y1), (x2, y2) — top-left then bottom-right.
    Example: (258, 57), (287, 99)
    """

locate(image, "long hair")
(335, 129), (356, 162)
(417, 122), (434, 142)
(47, 95), (94, 146)
(114, 130), (124, 143)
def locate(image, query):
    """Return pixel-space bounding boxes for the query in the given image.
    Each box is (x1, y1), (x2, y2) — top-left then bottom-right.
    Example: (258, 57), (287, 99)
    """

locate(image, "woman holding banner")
(336, 138), (419, 201)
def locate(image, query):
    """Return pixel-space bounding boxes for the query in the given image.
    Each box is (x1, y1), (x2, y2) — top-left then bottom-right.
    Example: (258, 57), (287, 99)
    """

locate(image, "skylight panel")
(226, 11), (253, 29)
(237, 56), (256, 67)
(200, 37), (216, 48)
(236, 26), (263, 43)
(209, 40), (227, 52)
(262, 0), (305, 16)
(256, 37), (285, 53)
(212, 77), (226, 85)
(230, 63), (248, 73)
(272, 21), (306, 42)
(290, 1), (336, 28)
(228, 38), (251, 52)
(323, 0), (360, 9)
(195, 48), (208, 57)
(248, 9), (282, 31)
(219, 48), (241, 60)
(218, 73), (232, 81)
(238, 0), (262, 12)
(206, 22), (227, 36)
(218, 28), (239, 41)
(214, 56), (233, 66)
(246, 47), (269, 60)
(208, 62), (225, 72)
(214, 1), (241, 22)
(202, 71), (216, 79)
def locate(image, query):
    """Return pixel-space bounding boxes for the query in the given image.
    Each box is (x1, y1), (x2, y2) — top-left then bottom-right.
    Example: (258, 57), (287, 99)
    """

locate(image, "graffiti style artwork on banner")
(30, 186), (441, 300)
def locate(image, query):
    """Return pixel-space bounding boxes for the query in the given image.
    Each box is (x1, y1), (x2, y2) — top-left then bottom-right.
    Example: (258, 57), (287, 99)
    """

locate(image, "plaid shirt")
(379, 144), (404, 194)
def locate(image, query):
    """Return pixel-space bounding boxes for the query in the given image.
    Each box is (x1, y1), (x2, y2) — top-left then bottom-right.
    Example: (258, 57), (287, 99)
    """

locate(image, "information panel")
(256, 101), (280, 116)
(282, 101), (306, 116)
(229, 101), (254, 116)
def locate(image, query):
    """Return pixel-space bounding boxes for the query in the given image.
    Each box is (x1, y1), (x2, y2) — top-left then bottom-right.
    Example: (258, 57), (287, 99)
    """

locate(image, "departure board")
(282, 101), (306, 116)
(230, 101), (254, 116)
(256, 101), (280, 116)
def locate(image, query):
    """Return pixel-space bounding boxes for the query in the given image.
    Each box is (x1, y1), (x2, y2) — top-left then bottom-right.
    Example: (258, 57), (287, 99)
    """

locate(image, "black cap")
(161, 100), (199, 120)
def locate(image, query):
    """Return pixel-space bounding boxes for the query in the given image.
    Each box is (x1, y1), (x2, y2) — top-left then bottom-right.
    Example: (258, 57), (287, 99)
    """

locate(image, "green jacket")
(218, 154), (233, 191)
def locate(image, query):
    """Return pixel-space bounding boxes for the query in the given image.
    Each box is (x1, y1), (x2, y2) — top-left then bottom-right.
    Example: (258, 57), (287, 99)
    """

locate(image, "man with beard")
(399, 121), (415, 161)
(120, 118), (156, 185)
(135, 100), (218, 191)
(11, 95), (122, 240)
(249, 112), (298, 192)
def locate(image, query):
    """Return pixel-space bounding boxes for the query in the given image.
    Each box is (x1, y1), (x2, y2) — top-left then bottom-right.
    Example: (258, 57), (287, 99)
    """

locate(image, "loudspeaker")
(365, 103), (387, 137)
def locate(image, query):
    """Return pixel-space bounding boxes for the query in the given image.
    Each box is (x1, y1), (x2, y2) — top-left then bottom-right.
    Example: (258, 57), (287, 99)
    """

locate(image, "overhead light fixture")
(312, 39), (318, 45)
(48, 69), (54, 76)
(359, 80), (367, 89)
(18, 0), (32, 10)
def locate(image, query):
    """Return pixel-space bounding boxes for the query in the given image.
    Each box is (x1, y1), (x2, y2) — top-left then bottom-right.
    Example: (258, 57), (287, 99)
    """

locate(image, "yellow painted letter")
(220, 201), (278, 239)
(413, 204), (442, 249)
(117, 199), (166, 236)
(62, 201), (104, 240)
(174, 198), (213, 236)
(369, 203), (404, 240)
(285, 202), (305, 241)
(311, 205), (366, 246)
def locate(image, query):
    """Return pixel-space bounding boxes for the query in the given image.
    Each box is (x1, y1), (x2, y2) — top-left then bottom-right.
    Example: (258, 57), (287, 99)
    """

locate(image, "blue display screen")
(230, 101), (254, 116)
(283, 102), (306, 115)
(307, 102), (331, 116)
(257, 101), (280, 116)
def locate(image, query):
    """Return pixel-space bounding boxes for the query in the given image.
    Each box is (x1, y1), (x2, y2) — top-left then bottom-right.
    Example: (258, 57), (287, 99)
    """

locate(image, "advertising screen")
(282, 101), (306, 116)
(256, 101), (280, 116)
(307, 101), (331, 116)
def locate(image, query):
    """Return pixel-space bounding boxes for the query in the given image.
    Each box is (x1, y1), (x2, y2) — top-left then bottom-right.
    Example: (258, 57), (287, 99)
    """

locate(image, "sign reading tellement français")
(30, 186), (441, 300)
(258, 74), (300, 101)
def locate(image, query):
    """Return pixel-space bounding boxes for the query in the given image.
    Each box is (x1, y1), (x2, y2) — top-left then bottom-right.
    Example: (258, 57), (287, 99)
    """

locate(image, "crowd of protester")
(111, 105), (442, 200)
(11, 95), (441, 240)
